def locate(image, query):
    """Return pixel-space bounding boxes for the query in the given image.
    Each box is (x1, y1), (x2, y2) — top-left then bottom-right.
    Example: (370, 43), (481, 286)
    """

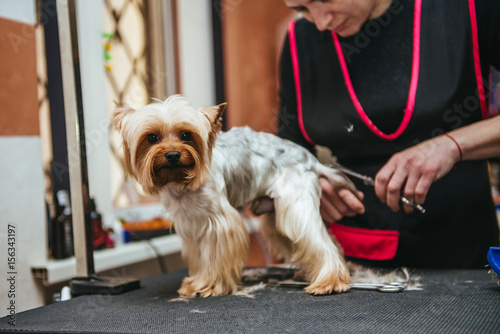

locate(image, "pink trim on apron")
(288, 20), (315, 145)
(468, 0), (489, 119)
(331, 0), (422, 140)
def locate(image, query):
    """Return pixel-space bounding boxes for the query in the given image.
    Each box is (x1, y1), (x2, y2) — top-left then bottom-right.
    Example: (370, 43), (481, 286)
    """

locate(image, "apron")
(285, 0), (499, 268)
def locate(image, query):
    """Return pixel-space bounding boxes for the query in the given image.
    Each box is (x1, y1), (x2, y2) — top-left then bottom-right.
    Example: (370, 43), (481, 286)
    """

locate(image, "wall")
(176, 0), (216, 108)
(0, 0), (47, 317)
(222, 0), (294, 132)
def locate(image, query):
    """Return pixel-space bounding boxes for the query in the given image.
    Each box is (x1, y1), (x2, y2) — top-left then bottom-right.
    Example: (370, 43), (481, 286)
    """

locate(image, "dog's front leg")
(178, 205), (249, 297)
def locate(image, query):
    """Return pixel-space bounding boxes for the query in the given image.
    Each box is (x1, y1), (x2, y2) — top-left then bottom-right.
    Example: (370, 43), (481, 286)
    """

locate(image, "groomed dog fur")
(113, 95), (358, 297)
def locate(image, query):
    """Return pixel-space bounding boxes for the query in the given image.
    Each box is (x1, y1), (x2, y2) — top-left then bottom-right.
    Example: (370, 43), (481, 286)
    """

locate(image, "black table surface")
(1, 269), (499, 333)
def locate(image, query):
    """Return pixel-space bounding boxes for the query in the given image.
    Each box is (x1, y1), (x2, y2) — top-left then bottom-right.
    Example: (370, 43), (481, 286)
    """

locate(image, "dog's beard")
(135, 144), (209, 194)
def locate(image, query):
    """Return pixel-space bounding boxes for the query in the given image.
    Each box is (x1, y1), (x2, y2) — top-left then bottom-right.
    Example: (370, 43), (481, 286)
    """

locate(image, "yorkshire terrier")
(113, 95), (357, 297)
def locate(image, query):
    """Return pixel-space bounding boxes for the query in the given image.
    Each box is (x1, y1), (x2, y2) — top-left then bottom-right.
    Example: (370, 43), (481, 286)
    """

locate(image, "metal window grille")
(104, 0), (176, 206)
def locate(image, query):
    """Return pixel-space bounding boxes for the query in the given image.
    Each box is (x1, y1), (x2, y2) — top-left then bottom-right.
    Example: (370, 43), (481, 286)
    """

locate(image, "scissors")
(275, 280), (406, 293)
(242, 267), (408, 293)
(330, 162), (426, 214)
(349, 282), (407, 292)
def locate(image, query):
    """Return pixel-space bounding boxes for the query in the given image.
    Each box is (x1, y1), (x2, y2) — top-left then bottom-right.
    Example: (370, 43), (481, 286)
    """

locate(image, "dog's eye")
(181, 132), (192, 141)
(147, 133), (160, 144)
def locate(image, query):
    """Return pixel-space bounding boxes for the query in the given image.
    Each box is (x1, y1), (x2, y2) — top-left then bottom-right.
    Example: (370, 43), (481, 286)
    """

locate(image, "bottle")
(51, 190), (74, 259)
(90, 198), (105, 250)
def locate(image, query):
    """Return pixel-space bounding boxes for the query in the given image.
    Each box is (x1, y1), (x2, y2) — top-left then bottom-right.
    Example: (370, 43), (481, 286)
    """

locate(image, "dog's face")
(113, 95), (226, 194)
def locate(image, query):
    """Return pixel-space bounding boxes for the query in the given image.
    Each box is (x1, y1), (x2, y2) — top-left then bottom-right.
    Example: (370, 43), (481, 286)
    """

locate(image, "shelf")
(31, 234), (182, 285)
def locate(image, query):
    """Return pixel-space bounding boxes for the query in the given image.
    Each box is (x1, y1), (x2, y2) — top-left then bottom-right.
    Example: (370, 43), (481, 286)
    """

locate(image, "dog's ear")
(203, 102), (226, 160)
(121, 140), (134, 178)
(113, 103), (135, 132)
(214, 102), (227, 124)
(203, 102), (227, 126)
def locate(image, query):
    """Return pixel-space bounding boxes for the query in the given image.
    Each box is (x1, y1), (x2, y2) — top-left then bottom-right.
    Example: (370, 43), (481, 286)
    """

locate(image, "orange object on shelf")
(121, 217), (174, 232)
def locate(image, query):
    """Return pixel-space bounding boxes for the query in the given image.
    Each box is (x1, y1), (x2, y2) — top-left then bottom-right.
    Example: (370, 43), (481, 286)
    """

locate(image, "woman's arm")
(455, 115), (500, 160)
(374, 0), (500, 213)
(375, 116), (500, 213)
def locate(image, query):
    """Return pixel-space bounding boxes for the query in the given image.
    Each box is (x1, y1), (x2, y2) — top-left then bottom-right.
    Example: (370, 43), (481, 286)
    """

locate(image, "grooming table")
(1, 269), (499, 333)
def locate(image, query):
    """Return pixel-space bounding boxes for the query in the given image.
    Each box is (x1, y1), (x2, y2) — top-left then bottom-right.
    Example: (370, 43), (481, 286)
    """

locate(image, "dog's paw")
(177, 280), (198, 298)
(305, 278), (351, 295)
(305, 269), (351, 295)
(177, 277), (233, 298)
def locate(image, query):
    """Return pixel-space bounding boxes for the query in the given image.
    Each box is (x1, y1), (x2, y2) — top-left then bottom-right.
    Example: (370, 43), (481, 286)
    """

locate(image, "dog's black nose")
(165, 151), (181, 164)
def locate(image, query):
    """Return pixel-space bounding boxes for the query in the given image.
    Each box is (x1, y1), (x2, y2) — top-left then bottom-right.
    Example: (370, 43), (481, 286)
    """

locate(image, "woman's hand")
(374, 135), (461, 213)
(320, 177), (365, 222)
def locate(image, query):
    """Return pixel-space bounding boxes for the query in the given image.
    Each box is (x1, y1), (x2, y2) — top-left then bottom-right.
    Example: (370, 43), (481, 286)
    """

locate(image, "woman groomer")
(278, 0), (500, 268)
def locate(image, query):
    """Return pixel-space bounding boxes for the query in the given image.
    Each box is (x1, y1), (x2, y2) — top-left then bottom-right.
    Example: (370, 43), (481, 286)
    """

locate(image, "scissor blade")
(330, 163), (375, 186)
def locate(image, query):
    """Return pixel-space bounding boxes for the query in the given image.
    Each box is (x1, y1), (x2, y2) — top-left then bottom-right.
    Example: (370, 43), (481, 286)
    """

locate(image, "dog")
(113, 95), (358, 297)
